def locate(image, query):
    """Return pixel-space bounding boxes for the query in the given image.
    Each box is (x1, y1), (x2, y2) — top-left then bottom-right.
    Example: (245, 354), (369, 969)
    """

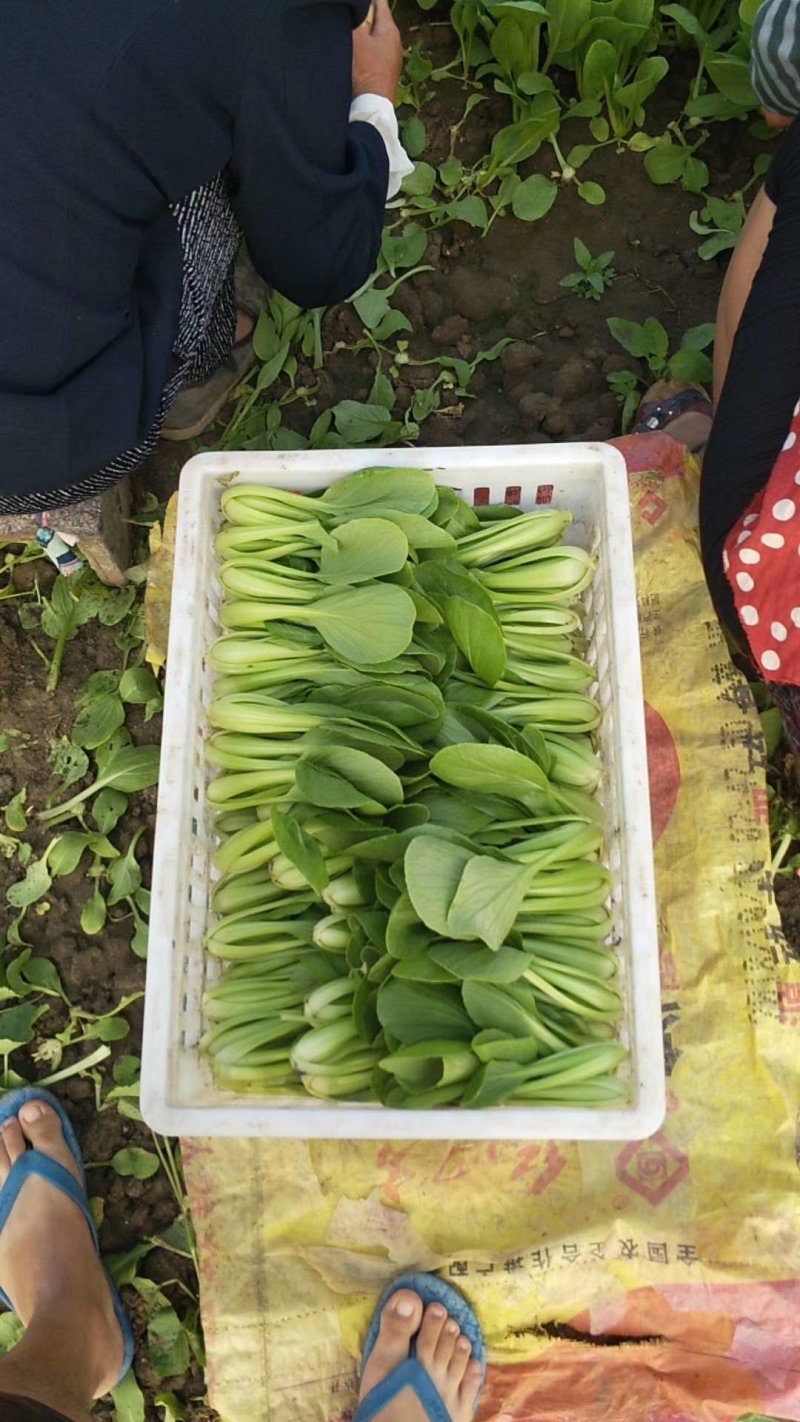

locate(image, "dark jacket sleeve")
(230, 0), (389, 309)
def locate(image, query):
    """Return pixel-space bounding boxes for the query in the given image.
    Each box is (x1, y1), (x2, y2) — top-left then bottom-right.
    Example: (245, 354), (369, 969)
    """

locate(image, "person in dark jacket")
(0, 0), (410, 515)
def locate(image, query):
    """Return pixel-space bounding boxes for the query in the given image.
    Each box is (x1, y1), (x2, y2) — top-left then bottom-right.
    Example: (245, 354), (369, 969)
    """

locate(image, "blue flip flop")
(0, 1086), (135, 1387)
(355, 1272), (486, 1422)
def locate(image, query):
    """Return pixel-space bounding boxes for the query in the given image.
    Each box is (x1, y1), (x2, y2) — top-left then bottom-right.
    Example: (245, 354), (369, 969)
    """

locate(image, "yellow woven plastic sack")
(183, 437), (800, 1422)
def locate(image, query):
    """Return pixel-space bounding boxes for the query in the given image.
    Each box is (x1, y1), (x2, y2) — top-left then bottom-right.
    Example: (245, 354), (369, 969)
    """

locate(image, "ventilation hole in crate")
(193, 785), (199, 803)
(535, 484), (554, 505)
(504, 485), (521, 506)
(191, 817), (198, 836)
(187, 884), (192, 904)
(473, 487), (490, 506)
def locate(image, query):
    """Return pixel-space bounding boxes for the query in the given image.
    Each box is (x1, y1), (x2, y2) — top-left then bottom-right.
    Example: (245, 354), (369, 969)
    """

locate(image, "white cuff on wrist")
(349, 93), (415, 200)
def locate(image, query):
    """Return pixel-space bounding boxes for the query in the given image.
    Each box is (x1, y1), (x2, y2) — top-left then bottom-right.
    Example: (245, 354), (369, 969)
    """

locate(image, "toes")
(449, 1333), (473, 1387)
(370, 1289), (423, 1367)
(361, 1288), (482, 1422)
(382, 1288), (424, 1342)
(416, 1302), (448, 1364)
(18, 1101), (65, 1153)
(1, 1118), (26, 1166)
(459, 1358), (483, 1413)
(358, 1288), (424, 1404)
(434, 1316), (460, 1368)
(16, 1102), (80, 1184)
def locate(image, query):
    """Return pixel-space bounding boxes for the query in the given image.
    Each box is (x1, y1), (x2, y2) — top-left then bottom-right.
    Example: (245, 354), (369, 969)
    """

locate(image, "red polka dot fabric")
(725, 400), (800, 684)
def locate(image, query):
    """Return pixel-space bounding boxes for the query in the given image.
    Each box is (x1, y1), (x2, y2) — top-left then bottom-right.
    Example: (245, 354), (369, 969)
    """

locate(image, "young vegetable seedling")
(560, 239), (616, 301)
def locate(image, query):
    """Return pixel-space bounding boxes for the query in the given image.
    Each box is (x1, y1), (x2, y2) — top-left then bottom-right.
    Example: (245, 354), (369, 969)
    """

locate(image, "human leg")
(633, 381), (713, 452)
(355, 1282), (483, 1422)
(159, 176), (257, 441)
(0, 1099), (127, 1422)
(160, 257), (254, 441)
(713, 184), (776, 400)
(700, 123), (800, 646)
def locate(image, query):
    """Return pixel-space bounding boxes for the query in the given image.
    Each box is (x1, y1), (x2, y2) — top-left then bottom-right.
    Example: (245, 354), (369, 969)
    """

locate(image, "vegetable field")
(0, 1), (797, 1418)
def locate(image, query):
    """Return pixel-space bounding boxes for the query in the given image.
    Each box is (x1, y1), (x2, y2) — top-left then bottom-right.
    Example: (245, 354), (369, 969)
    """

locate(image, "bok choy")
(200, 466), (627, 1110)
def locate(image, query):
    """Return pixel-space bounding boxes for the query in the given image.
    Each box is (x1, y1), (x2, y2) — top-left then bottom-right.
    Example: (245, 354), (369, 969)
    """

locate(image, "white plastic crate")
(141, 444), (664, 1140)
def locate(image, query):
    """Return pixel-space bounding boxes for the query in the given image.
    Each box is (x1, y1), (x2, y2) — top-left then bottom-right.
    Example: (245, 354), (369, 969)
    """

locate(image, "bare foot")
(635, 379), (712, 453)
(0, 1100), (124, 1398)
(358, 1288), (482, 1422)
(235, 309), (255, 343)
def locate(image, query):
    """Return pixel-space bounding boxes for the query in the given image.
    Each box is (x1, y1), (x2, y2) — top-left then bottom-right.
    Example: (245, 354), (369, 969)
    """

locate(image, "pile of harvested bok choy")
(201, 467), (626, 1109)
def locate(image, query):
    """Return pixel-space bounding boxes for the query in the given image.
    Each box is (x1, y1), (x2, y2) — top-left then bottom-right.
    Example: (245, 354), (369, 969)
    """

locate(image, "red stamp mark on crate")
(535, 484), (554, 504)
(504, 485), (522, 505)
(778, 981), (800, 1024)
(616, 1132), (689, 1205)
(473, 486), (490, 506)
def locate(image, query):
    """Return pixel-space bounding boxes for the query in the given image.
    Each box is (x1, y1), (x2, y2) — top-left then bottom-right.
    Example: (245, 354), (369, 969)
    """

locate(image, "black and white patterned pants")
(0, 172), (241, 515)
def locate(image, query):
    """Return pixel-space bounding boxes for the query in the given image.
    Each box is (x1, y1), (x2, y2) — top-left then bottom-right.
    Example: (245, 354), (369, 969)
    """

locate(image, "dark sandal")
(633, 382), (713, 454)
(160, 304), (258, 443)
(0, 1086), (135, 1389)
(355, 1272), (486, 1422)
